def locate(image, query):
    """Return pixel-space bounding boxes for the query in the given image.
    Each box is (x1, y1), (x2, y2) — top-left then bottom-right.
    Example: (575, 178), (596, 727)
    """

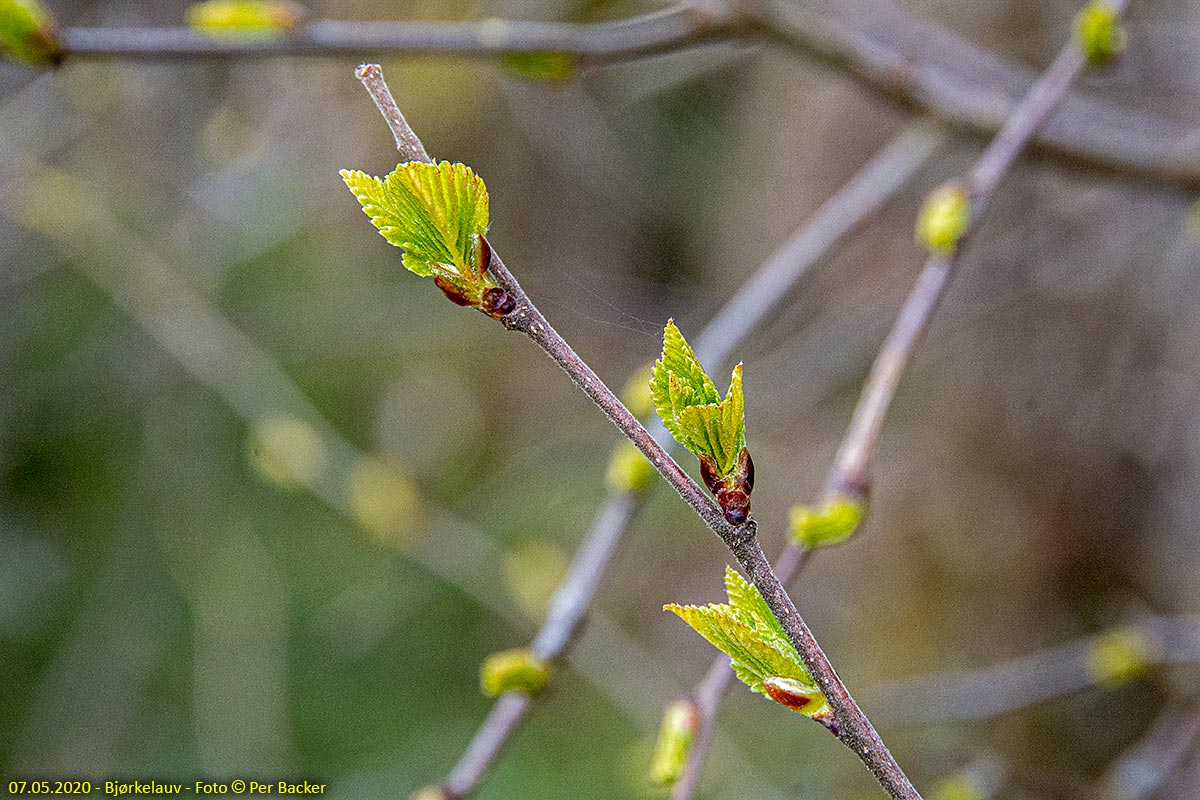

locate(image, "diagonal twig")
(46, 2), (1200, 187)
(438, 122), (944, 799)
(354, 62), (924, 800)
(61, 5), (737, 64)
(669, 0), (1134, 794)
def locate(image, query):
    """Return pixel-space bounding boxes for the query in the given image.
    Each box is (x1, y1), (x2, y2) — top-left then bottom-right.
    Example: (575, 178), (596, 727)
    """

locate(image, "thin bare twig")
(1099, 701), (1200, 800)
(747, 0), (1200, 188)
(873, 615), (1200, 725)
(670, 1), (1133, 793)
(442, 492), (641, 797)
(356, 64), (923, 800)
(438, 122), (943, 799)
(830, 0), (1132, 498)
(48, 3), (1200, 188)
(61, 5), (736, 63)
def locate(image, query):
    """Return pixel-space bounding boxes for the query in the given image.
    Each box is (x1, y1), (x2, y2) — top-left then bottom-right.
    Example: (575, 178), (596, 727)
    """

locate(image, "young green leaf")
(651, 321), (754, 523)
(0, 0), (62, 66)
(187, 1), (306, 39)
(342, 161), (514, 317)
(665, 567), (831, 724)
(651, 320), (746, 477)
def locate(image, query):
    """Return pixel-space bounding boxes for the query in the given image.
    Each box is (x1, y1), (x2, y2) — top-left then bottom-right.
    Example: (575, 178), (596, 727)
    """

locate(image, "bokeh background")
(3, 1), (1200, 798)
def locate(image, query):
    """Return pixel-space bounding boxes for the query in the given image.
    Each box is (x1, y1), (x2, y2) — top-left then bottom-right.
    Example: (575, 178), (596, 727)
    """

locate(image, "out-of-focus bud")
(0, 0), (63, 66)
(502, 51), (578, 83)
(606, 441), (656, 493)
(789, 496), (864, 549)
(1085, 626), (1155, 688)
(932, 774), (986, 800)
(348, 457), (420, 548)
(915, 183), (971, 255)
(187, 1), (307, 39)
(479, 648), (550, 697)
(649, 700), (697, 787)
(1074, 1), (1125, 65)
(621, 364), (656, 419)
(247, 412), (327, 488)
(409, 786), (447, 800)
(502, 540), (568, 619)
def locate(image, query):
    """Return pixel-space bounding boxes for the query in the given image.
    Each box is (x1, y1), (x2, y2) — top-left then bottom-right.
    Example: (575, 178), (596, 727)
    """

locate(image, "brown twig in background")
(873, 614), (1200, 725)
(668, 1), (1133, 794)
(61, 5), (736, 63)
(356, 63), (924, 800)
(749, 0), (1198, 188)
(436, 122), (944, 799)
(48, 2), (1200, 187)
(1098, 700), (1200, 800)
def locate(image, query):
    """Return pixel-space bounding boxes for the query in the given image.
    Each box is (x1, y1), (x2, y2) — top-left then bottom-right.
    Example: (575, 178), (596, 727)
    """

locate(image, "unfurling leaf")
(650, 700), (697, 786)
(480, 648), (550, 697)
(342, 161), (515, 318)
(665, 567), (831, 724)
(187, 1), (306, 39)
(789, 496), (865, 549)
(606, 441), (656, 493)
(1074, 1), (1125, 65)
(915, 182), (971, 255)
(651, 321), (754, 523)
(0, 0), (62, 65)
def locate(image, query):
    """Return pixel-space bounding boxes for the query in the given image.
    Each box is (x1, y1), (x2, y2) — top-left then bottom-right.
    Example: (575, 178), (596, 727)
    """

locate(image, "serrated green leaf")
(0, 0), (61, 65)
(187, 1), (305, 39)
(665, 567), (816, 697)
(651, 321), (746, 477)
(723, 563), (775, 631)
(341, 161), (498, 307)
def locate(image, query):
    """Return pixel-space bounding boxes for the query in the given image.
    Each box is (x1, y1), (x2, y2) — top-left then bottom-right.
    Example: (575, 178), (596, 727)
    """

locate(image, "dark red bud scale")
(478, 235), (494, 275)
(813, 709), (841, 738)
(433, 274), (472, 307)
(699, 448), (755, 525)
(481, 287), (516, 319)
(762, 678), (812, 711)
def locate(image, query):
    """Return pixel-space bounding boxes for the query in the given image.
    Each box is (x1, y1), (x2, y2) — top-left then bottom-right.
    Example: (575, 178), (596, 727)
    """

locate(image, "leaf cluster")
(342, 161), (507, 315)
(665, 567), (828, 718)
(650, 321), (746, 479)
